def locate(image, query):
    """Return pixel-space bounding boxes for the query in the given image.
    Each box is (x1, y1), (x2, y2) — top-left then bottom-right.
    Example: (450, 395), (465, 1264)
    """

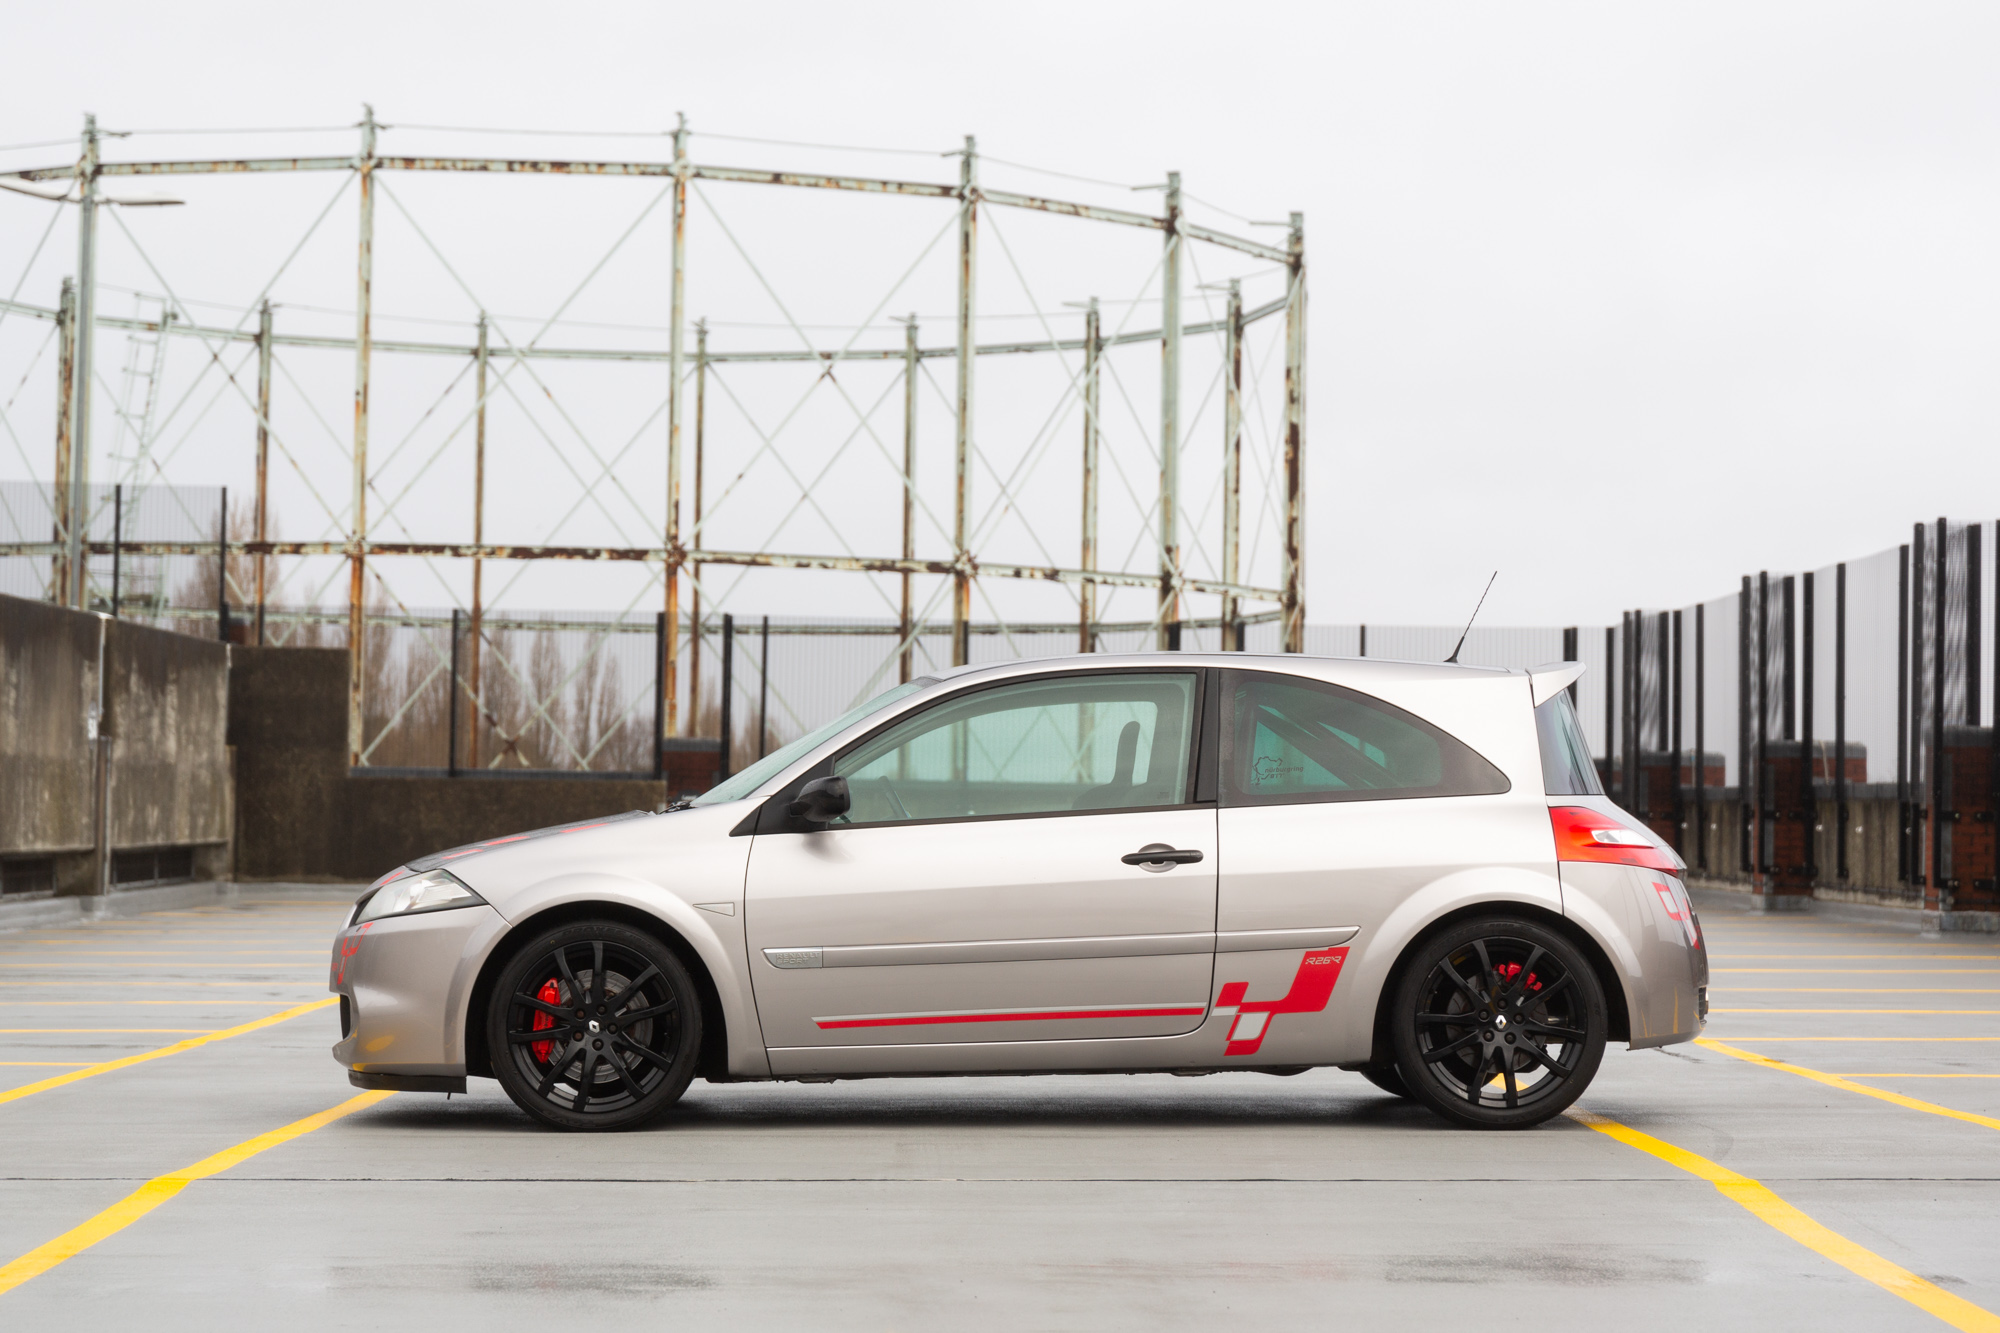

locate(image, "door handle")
(1122, 844), (1204, 870)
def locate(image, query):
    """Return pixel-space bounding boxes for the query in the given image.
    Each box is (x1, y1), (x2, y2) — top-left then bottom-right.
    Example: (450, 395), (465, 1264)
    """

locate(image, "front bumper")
(330, 902), (508, 1078)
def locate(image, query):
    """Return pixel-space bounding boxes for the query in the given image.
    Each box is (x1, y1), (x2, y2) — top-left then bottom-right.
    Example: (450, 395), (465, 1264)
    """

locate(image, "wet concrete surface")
(1, 889), (1995, 1328)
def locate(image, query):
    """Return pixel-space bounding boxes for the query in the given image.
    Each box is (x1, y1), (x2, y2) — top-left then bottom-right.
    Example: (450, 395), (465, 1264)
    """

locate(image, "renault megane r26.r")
(330, 653), (1706, 1131)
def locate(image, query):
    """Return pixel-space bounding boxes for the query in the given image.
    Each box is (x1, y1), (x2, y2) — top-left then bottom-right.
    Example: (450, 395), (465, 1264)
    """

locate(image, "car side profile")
(329, 652), (1706, 1131)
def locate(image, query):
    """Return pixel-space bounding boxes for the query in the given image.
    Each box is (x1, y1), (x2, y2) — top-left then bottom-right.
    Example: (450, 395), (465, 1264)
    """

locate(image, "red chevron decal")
(1215, 946), (1349, 1057)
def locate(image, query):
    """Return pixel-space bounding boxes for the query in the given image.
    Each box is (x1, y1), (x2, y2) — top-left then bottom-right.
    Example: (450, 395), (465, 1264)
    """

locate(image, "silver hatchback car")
(330, 653), (1706, 1131)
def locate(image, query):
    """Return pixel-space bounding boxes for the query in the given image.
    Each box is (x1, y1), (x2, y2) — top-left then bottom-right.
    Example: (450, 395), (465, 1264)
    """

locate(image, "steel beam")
(664, 115), (689, 740)
(1079, 298), (1100, 654)
(1158, 172), (1182, 649)
(347, 107), (376, 767)
(690, 318), (707, 734)
(1221, 279), (1242, 648)
(1281, 212), (1306, 652)
(900, 314), (917, 683)
(254, 299), (273, 643)
(468, 312), (488, 767)
(51, 277), (75, 604)
(952, 136), (977, 666)
(70, 117), (100, 610)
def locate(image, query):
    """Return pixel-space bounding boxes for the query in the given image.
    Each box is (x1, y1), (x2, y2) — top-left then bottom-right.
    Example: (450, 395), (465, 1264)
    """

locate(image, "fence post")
(1738, 576), (1751, 876)
(1933, 517), (1948, 911)
(1695, 602), (1707, 873)
(217, 486), (230, 643)
(719, 613), (735, 782)
(1836, 562), (1848, 881)
(1671, 609), (1683, 853)
(1897, 541), (1910, 885)
(447, 608), (461, 776)
(1755, 572), (1770, 886)
(110, 484), (122, 618)
(652, 612), (665, 781)
(759, 615), (770, 760)
(1802, 571), (1815, 883)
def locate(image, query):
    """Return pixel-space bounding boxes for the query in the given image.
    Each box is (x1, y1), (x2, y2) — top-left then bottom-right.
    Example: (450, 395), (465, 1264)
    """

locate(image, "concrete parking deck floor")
(1, 891), (1997, 1329)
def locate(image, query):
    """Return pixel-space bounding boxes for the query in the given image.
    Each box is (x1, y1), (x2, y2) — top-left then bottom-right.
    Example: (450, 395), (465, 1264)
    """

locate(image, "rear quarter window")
(1534, 690), (1603, 796)
(1220, 671), (1511, 806)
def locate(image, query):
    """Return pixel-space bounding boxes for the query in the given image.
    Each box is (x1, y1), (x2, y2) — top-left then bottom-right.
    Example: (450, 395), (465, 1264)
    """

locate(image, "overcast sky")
(4, 2), (1997, 630)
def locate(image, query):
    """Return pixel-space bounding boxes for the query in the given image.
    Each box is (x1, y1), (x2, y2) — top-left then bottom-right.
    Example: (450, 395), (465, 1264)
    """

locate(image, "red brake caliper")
(1495, 962), (1542, 994)
(530, 978), (562, 1063)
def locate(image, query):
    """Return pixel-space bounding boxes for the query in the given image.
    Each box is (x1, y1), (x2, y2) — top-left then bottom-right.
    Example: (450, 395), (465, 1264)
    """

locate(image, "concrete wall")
(1, 595), (101, 858)
(228, 646), (668, 882)
(1, 595), (230, 894)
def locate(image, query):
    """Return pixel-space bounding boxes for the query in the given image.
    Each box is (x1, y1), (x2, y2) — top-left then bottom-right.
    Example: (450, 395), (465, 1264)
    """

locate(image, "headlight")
(352, 869), (486, 925)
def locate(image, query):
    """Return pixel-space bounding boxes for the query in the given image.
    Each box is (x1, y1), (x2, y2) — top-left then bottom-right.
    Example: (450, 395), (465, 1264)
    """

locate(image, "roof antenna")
(1445, 571), (1498, 664)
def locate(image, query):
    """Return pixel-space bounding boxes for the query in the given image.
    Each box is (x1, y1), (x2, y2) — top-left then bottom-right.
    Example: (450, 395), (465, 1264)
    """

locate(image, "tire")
(1389, 916), (1606, 1130)
(488, 920), (702, 1132)
(1357, 1064), (1413, 1100)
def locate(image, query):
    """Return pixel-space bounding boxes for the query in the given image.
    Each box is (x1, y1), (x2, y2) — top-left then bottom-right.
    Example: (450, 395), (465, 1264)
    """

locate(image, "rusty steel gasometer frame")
(0, 113), (1306, 767)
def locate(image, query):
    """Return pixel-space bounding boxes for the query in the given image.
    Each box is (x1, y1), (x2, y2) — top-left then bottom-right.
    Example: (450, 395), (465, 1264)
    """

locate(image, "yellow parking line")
(0, 999), (336, 1108)
(1567, 1109), (2000, 1331)
(1697, 1039), (2000, 1134)
(1712, 1009), (2000, 1015)
(1844, 1074), (2000, 1080)
(1709, 1036), (2000, 1042)
(0, 1001), (325, 1007)
(0, 1090), (391, 1297)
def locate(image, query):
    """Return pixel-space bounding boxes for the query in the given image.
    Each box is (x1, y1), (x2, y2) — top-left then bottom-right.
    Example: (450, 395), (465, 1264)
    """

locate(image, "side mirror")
(788, 775), (850, 825)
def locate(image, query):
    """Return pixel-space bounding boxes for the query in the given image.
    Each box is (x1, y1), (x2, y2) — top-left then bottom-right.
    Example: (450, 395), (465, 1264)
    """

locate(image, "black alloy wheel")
(488, 920), (702, 1132)
(1389, 916), (1605, 1130)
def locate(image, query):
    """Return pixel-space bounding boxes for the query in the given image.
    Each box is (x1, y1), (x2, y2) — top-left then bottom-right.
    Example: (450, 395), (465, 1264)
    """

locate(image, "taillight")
(1549, 805), (1679, 871)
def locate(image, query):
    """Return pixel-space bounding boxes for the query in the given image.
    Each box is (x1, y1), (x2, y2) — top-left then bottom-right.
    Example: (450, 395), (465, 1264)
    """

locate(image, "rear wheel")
(488, 920), (701, 1132)
(1390, 916), (1605, 1129)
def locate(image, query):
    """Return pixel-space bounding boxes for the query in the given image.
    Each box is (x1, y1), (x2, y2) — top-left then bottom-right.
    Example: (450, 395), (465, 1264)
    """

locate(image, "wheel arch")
(1363, 899), (1630, 1067)
(464, 899), (733, 1083)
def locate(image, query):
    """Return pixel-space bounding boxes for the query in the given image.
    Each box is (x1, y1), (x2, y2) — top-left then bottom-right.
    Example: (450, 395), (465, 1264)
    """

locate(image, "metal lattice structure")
(0, 112), (1306, 767)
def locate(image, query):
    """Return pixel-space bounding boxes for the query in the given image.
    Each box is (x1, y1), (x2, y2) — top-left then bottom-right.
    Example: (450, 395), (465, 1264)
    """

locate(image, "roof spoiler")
(1527, 661), (1587, 707)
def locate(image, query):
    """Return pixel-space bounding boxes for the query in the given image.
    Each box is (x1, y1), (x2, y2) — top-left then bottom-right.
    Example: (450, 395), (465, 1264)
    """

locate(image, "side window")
(831, 672), (1198, 825)
(1220, 671), (1509, 806)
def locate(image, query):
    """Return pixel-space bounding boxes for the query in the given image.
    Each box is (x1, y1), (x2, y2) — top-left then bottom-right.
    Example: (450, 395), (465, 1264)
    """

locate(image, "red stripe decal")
(1218, 946), (1349, 1056)
(815, 1005), (1205, 1030)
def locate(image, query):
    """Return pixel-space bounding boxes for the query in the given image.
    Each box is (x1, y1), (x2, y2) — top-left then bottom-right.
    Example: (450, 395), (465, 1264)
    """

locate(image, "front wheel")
(1389, 917), (1606, 1130)
(488, 920), (702, 1132)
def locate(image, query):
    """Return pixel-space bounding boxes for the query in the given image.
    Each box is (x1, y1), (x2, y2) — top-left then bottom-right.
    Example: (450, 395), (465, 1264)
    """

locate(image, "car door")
(744, 668), (1217, 1050)
(1209, 669), (1531, 1062)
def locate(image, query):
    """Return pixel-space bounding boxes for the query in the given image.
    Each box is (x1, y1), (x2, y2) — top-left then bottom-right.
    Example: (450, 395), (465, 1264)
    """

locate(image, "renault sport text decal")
(1215, 947), (1350, 1057)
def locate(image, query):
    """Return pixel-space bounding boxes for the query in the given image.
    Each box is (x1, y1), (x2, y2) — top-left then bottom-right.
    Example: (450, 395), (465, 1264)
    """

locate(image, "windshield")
(690, 679), (932, 805)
